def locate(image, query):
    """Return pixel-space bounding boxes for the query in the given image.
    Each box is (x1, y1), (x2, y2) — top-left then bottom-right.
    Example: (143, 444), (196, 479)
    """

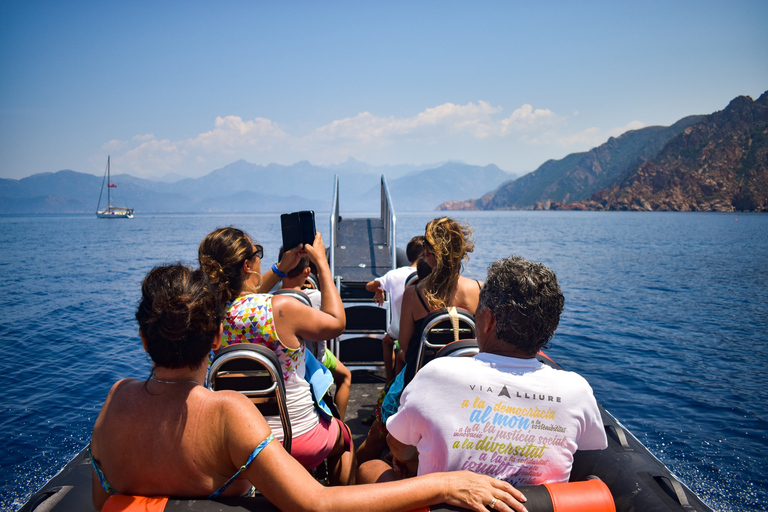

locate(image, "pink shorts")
(289, 416), (351, 469)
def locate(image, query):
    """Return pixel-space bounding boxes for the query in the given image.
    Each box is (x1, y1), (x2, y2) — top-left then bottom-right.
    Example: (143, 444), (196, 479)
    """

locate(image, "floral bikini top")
(88, 433), (274, 498)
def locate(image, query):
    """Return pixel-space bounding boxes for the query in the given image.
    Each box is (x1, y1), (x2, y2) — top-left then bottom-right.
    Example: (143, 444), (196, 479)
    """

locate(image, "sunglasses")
(249, 244), (264, 260)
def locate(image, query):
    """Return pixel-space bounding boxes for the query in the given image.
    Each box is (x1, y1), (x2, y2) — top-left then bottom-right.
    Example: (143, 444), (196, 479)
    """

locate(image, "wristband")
(272, 263), (287, 279)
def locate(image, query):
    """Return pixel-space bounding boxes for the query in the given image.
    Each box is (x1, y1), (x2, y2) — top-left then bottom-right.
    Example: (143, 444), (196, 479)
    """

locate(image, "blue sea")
(1, 211), (766, 511)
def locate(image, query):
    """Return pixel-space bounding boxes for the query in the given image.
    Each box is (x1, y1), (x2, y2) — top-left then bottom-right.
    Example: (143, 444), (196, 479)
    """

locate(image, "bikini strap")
(415, 286), (430, 311)
(88, 446), (118, 495)
(208, 433), (274, 498)
(477, 279), (482, 290)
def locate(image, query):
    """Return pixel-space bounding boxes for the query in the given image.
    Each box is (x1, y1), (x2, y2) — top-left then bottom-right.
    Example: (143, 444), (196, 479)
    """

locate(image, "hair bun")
(157, 295), (191, 343)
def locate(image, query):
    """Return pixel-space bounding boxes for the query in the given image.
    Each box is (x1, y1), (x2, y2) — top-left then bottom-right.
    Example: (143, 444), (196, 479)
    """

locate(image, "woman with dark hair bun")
(88, 263), (528, 512)
(198, 227), (356, 484)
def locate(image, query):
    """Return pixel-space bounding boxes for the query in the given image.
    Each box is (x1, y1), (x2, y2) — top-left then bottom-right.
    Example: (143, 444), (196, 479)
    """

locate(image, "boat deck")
(343, 369), (387, 444)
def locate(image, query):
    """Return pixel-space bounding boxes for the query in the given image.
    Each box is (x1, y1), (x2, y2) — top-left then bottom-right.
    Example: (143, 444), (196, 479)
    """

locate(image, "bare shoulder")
(401, 285), (419, 309)
(456, 276), (481, 311)
(205, 389), (273, 451)
(207, 390), (269, 427)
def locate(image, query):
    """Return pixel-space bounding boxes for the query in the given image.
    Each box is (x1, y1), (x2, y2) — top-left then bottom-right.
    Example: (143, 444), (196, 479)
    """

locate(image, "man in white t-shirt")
(358, 256), (607, 486)
(366, 236), (425, 384)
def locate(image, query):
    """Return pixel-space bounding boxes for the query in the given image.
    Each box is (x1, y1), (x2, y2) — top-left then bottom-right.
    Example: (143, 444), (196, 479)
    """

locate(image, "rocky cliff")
(439, 92), (768, 212)
(586, 92), (768, 211)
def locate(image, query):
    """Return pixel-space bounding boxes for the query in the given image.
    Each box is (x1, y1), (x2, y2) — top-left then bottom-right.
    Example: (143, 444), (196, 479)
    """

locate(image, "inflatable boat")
(19, 176), (714, 512)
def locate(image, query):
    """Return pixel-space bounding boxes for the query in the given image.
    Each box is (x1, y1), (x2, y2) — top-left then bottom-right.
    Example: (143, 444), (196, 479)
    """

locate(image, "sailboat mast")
(107, 156), (111, 210)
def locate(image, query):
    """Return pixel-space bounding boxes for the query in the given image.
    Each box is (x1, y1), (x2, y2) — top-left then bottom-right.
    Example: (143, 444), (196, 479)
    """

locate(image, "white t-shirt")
(386, 352), (607, 485)
(375, 265), (417, 338)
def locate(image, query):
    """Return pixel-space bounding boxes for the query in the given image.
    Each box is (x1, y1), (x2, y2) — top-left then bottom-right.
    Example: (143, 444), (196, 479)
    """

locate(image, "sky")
(1, 1), (766, 181)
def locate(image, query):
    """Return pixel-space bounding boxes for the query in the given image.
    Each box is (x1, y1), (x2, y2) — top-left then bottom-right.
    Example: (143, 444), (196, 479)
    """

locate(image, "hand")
(392, 456), (418, 479)
(304, 232), (328, 267)
(278, 246), (306, 275)
(440, 471), (528, 512)
(373, 289), (385, 306)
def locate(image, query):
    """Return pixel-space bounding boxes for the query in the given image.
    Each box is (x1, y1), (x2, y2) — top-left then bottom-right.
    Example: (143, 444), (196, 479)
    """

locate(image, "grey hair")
(478, 256), (564, 355)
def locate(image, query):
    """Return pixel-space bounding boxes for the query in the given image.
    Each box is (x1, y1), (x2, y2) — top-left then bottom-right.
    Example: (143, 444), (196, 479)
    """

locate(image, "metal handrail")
(330, 175), (339, 281)
(380, 175), (397, 271)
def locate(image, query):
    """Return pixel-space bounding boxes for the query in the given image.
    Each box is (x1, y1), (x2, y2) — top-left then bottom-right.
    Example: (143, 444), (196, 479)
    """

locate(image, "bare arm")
(366, 280), (386, 306)
(272, 233), (345, 344)
(90, 380), (125, 511)
(396, 286), (419, 355)
(244, 438), (528, 512)
(304, 232), (345, 327)
(91, 467), (110, 511)
(387, 433), (419, 479)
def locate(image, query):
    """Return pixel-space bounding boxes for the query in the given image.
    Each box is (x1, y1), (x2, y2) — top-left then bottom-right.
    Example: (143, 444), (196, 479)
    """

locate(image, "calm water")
(1, 211), (766, 511)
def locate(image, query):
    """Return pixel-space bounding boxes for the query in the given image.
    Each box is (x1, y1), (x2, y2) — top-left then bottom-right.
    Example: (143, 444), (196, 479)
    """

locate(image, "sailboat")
(96, 156), (134, 219)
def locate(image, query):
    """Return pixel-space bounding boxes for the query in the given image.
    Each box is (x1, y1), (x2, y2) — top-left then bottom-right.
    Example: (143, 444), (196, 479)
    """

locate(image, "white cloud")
(102, 102), (642, 179)
(189, 116), (288, 153)
(120, 138), (186, 174)
(607, 120), (646, 138)
(499, 104), (558, 134)
(310, 101), (503, 144)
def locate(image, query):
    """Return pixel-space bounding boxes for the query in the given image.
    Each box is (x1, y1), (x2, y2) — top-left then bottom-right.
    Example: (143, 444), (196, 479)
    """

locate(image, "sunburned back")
(90, 379), (252, 499)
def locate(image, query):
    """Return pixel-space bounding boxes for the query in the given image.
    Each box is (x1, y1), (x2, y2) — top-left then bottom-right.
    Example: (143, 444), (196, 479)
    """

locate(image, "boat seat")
(305, 272), (319, 291)
(207, 344), (292, 454)
(272, 288), (312, 306)
(435, 338), (479, 358)
(415, 307), (476, 373)
(404, 270), (419, 288)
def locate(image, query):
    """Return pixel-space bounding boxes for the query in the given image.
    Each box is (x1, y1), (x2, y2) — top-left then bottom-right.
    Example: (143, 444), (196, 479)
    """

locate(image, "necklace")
(150, 376), (200, 386)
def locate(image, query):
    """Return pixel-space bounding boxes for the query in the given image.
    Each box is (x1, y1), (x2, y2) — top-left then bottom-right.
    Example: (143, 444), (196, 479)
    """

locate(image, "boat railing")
(329, 174), (397, 369)
(381, 175), (397, 273)
(329, 175), (340, 277)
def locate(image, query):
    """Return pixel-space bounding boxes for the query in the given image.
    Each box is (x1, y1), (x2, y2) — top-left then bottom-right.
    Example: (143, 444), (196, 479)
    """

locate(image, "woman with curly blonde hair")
(356, 217), (482, 464)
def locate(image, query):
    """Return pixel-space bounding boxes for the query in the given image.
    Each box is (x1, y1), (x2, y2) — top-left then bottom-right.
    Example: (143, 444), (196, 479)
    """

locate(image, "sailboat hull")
(96, 209), (134, 219)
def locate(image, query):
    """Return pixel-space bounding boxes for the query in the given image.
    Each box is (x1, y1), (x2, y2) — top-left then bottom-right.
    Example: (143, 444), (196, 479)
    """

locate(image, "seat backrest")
(416, 307), (476, 373)
(207, 344), (292, 454)
(435, 338), (479, 358)
(305, 272), (319, 291)
(404, 271), (419, 288)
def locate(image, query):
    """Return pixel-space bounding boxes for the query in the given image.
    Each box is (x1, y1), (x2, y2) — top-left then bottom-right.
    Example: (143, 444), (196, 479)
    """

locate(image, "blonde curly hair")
(420, 217), (474, 309)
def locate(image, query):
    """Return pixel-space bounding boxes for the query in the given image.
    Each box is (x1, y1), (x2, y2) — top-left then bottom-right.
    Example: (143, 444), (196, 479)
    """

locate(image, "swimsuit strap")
(88, 446), (118, 495)
(477, 279), (482, 290)
(415, 286), (430, 311)
(208, 433), (274, 498)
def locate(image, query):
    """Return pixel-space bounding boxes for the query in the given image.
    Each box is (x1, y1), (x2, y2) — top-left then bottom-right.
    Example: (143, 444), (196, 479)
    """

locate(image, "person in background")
(279, 247), (352, 420)
(366, 235), (426, 385)
(199, 227), (355, 485)
(89, 263), (529, 512)
(358, 256), (607, 485)
(356, 217), (482, 464)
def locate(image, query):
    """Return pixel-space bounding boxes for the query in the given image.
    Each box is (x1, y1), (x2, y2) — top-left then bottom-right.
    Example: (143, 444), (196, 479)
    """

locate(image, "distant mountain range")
(0, 160), (513, 214)
(3, 92), (766, 215)
(439, 91), (768, 212)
